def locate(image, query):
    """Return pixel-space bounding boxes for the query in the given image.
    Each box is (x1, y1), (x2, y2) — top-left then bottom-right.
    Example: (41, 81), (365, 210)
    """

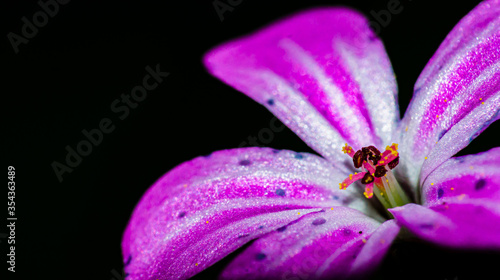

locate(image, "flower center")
(339, 143), (410, 209)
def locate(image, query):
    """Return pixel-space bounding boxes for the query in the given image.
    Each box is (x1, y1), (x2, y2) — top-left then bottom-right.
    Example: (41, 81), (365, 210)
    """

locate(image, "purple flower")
(122, 1), (500, 279)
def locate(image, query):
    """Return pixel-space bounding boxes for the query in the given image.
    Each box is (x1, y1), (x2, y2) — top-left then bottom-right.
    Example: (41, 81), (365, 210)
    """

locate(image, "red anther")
(361, 173), (374, 184)
(388, 156), (399, 169)
(352, 150), (365, 168)
(374, 166), (387, 177)
(362, 146), (381, 165)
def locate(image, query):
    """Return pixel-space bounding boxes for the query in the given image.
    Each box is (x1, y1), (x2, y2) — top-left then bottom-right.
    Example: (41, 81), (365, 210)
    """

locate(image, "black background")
(3, 0), (500, 279)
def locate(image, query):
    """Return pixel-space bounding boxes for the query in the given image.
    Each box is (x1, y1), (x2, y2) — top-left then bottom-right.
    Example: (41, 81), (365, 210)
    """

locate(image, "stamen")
(386, 171), (409, 205)
(363, 183), (374, 199)
(338, 143), (410, 209)
(361, 173), (374, 184)
(374, 166), (387, 177)
(362, 146), (381, 165)
(339, 172), (366, 190)
(352, 150), (365, 168)
(381, 175), (397, 206)
(341, 143), (355, 157)
(362, 161), (376, 176)
(373, 185), (391, 209)
(388, 156), (399, 169)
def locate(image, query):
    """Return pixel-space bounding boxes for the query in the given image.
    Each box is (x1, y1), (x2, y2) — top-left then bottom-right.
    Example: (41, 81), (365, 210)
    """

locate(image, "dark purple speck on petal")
(238, 233), (250, 238)
(342, 197), (353, 205)
(178, 211), (187, 218)
(275, 188), (286, 196)
(239, 159), (251, 166)
(420, 224), (434, 230)
(312, 218), (326, 226)
(277, 226), (287, 232)
(124, 255), (132, 266)
(256, 253), (266, 260)
(343, 228), (352, 235)
(475, 179), (486, 191)
(437, 188), (444, 199)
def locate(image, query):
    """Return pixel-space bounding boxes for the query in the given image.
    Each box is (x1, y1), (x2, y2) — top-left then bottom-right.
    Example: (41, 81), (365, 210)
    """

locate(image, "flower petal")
(220, 207), (398, 280)
(392, 148), (500, 249)
(395, 0), (500, 189)
(390, 148), (500, 249)
(204, 8), (399, 170)
(122, 148), (379, 280)
(390, 201), (500, 250)
(421, 147), (500, 206)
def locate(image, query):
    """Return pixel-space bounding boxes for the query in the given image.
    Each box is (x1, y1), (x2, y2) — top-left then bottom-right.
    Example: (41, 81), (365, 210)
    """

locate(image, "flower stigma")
(339, 143), (410, 209)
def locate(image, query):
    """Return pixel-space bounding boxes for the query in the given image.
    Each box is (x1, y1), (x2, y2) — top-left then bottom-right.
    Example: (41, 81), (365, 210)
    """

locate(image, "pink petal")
(391, 148), (500, 250)
(203, 8), (398, 170)
(395, 0), (500, 189)
(421, 147), (500, 206)
(390, 148), (500, 250)
(220, 207), (399, 280)
(390, 201), (500, 250)
(390, 147), (500, 249)
(121, 148), (379, 280)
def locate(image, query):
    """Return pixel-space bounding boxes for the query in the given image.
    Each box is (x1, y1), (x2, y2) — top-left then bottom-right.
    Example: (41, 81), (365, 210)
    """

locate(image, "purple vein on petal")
(415, 33), (500, 147)
(277, 38), (376, 148)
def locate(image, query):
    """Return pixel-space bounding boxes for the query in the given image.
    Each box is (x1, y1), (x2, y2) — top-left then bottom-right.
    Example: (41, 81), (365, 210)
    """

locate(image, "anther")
(361, 173), (374, 184)
(374, 166), (387, 177)
(353, 150), (365, 168)
(388, 156), (399, 169)
(362, 146), (382, 165)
